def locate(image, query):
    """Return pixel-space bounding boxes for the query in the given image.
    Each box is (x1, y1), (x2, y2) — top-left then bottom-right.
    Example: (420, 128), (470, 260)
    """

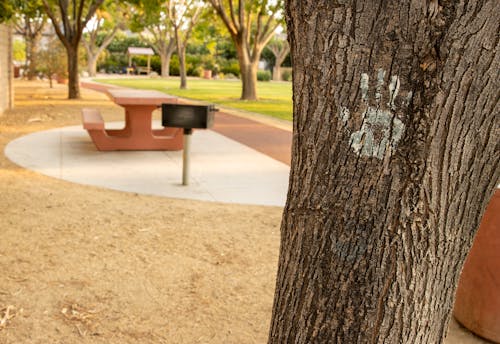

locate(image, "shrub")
(187, 54), (203, 76)
(189, 66), (203, 77)
(169, 55), (180, 76)
(98, 52), (127, 73)
(282, 69), (292, 81)
(257, 70), (271, 81)
(169, 55), (205, 77)
(219, 59), (240, 77)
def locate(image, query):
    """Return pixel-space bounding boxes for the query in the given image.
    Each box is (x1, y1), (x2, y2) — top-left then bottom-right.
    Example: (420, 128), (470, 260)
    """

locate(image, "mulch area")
(0, 80), (486, 344)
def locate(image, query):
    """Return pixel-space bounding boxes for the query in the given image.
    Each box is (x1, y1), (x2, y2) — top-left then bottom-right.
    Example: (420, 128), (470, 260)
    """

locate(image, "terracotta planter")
(454, 188), (500, 343)
(203, 69), (212, 79)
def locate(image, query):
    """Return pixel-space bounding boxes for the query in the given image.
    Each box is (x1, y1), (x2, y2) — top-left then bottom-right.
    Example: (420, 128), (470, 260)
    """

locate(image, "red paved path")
(82, 81), (292, 166)
(211, 112), (291, 166)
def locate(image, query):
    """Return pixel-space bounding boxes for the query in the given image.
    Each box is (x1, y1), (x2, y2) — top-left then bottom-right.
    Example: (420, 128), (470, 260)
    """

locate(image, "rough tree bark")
(268, 1), (499, 343)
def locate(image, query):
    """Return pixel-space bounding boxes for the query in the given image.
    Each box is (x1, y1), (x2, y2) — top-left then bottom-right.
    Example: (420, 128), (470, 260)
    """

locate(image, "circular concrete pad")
(5, 123), (290, 206)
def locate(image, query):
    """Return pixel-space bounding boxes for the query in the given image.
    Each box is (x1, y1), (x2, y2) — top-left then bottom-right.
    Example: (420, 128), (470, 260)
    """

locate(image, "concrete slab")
(5, 121), (290, 206)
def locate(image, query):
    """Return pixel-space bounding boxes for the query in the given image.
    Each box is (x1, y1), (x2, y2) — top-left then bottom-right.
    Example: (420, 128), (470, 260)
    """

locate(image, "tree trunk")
(270, 43), (289, 82)
(240, 62), (258, 100)
(268, 1), (499, 343)
(173, 26), (187, 89)
(83, 27), (119, 77)
(25, 33), (40, 80)
(272, 65), (282, 82)
(25, 38), (35, 79)
(66, 46), (80, 99)
(159, 39), (175, 78)
(239, 59), (258, 99)
(87, 51), (98, 77)
(179, 48), (187, 89)
(160, 52), (172, 78)
(235, 42), (259, 100)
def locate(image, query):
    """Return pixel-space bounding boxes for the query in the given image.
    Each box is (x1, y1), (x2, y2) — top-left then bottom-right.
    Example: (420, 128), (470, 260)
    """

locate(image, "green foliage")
(219, 59), (240, 77)
(257, 70), (271, 82)
(14, 0), (45, 20)
(261, 46), (276, 67)
(222, 73), (238, 79)
(169, 54), (204, 77)
(96, 33), (153, 73)
(169, 55), (180, 76)
(98, 52), (127, 73)
(201, 54), (215, 70)
(106, 33), (148, 53)
(282, 69), (292, 81)
(0, 0), (15, 22)
(0, 0), (44, 23)
(216, 39), (237, 60)
(190, 66), (203, 77)
(186, 55), (203, 76)
(126, 0), (166, 32)
(13, 39), (26, 62)
(190, 19), (236, 59)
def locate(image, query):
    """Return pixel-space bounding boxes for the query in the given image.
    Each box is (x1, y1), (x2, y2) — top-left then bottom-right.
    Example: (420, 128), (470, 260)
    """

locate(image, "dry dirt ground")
(0, 80), (490, 343)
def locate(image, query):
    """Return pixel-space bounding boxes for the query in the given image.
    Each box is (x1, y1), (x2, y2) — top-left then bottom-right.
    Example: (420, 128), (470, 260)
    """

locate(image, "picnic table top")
(106, 88), (176, 106)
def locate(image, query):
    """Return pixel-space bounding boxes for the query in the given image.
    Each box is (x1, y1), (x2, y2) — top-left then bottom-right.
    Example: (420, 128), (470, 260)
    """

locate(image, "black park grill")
(161, 104), (217, 185)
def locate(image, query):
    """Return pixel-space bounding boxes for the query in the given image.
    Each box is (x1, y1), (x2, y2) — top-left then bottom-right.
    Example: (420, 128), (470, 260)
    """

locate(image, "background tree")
(265, 34), (289, 81)
(268, 0), (499, 343)
(42, 0), (104, 99)
(37, 35), (67, 88)
(128, 0), (176, 78)
(82, 1), (126, 77)
(206, 0), (283, 100)
(168, 0), (205, 89)
(11, 0), (47, 80)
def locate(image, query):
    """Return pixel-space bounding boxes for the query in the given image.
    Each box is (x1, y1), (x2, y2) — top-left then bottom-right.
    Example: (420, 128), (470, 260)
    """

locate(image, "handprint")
(343, 69), (409, 160)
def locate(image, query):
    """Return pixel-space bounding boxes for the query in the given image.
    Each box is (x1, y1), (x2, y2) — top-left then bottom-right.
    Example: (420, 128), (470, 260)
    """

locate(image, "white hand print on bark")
(340, 69), (407, 160)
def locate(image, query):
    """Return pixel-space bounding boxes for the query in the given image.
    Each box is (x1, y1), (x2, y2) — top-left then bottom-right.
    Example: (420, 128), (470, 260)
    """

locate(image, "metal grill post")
(182, 128), (192, 185)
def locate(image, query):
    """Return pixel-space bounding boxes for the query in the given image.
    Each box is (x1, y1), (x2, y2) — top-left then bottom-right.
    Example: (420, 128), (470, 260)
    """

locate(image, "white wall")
(0, 24), (13, 115)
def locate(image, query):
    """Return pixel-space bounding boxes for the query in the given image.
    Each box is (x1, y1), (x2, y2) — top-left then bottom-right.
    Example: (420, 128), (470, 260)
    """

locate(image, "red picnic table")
(82, 89), (183, 151)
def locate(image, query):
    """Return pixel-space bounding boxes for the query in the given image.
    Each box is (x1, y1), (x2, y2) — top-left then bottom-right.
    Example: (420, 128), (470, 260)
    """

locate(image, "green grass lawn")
(94, 77), (293, 121)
